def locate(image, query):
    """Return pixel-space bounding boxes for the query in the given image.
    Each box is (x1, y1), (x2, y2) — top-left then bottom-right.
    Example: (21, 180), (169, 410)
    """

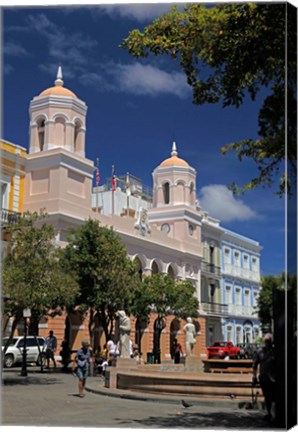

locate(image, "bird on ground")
(181, 399), (193, 408)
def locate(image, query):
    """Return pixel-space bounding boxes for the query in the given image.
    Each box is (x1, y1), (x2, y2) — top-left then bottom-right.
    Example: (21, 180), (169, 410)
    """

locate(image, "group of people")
(44, 322), (276, 420)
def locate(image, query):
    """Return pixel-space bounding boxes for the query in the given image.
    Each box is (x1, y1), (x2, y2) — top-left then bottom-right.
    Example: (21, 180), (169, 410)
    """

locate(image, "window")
(234, 251), (240, 266)
(252, 257), (258, 271)
(235, 287), (241, 305)
(244, 289), (250, 306)
(243, 255), (249, 269)
(236, 327), (242, 344)
(163, 182), (170, 204)
(1, 182), (9, 210)
(224, 248), (231, 264)
(227, 325), (233, 342)
(226, 285), (232, 304)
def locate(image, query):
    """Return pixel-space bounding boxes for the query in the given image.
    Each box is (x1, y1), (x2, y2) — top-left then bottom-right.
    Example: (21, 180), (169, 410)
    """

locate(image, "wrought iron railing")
(201, 261), (221, 276)
(202, 302), (228, 315)
(1, 208), (21, 224)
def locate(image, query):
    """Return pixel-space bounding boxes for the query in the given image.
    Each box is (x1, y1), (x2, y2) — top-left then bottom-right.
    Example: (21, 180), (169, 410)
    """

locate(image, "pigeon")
(181, 399), (193, 408)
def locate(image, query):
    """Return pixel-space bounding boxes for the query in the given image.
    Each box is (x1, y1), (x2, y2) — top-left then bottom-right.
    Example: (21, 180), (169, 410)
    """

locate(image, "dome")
(38, 66), (77, 98)
(160, 155), (189, 168)
(159, 142), (189, 168)
(39, 86), (77, 98)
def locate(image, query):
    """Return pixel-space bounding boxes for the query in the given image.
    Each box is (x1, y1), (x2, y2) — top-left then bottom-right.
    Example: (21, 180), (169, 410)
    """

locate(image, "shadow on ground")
(125, 410), (274, 430)
(3, 375), (64, 387)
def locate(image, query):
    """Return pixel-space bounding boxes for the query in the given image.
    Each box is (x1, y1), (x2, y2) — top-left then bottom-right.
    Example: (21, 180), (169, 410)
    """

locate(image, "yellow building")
(0, 139), (27, 258)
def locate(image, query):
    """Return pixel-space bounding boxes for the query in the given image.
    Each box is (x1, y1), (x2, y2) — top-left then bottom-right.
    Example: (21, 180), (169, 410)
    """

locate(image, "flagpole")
(96, 157), (99, 213)
(126, 172), (129, 217)
(112, 164), (115, 215)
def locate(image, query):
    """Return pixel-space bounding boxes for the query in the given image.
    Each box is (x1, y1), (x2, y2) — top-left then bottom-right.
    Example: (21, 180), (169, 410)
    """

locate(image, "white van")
(2, 336), (46, 368)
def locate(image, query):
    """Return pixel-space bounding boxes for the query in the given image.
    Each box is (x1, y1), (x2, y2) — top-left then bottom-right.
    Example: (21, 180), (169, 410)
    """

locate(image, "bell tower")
(149, 142), (202, 244)
(23, 67), (94, 221)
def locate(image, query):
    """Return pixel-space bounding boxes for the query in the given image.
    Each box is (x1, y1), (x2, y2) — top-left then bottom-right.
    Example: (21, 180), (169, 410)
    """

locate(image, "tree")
(121, 3), (296, 195)
(2, 211), (79, 339)
(60, 219), (140, 345)
(257, 273), (297, 332)
(129, 273), (199, 355)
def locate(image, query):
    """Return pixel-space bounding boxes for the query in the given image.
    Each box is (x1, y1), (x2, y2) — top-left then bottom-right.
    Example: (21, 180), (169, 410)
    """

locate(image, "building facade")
(2, 68), (262, 358)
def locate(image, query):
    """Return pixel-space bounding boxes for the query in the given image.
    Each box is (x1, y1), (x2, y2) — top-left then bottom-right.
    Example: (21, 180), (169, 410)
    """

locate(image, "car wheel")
(36, 353), (46, 366)
(4, 354), (14, 368)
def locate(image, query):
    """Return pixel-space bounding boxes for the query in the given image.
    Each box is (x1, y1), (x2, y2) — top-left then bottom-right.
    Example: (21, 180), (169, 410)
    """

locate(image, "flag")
(112, 175), (117, 192)
(111, 165), (116, 192)
(95, 167), (100, 186)
(126, 173), (131, 197)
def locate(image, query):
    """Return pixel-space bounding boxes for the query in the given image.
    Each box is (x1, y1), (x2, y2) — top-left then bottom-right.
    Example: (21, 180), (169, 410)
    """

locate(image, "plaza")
(2, 366), (271, 430)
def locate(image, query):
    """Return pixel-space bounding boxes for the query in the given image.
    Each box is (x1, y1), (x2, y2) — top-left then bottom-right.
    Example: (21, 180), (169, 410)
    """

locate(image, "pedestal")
(184, 355), (203, 371)
(105, 357), (135, 389)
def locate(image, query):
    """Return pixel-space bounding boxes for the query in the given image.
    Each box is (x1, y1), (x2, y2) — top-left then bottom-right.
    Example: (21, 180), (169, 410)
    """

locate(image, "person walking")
(72, 340), (91, 398)
(45, 330), (57, 369)
(172, 338), (183, 364)
(252, 333), (276, 421)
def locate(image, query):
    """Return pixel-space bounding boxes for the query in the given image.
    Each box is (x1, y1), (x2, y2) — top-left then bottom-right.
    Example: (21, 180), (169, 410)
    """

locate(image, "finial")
(55, 65), (64, 87)
(171, 141), (178, 157)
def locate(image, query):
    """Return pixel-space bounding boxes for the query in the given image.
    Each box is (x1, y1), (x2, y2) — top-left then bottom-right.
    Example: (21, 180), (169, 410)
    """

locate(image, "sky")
(2, 1), (295, 277)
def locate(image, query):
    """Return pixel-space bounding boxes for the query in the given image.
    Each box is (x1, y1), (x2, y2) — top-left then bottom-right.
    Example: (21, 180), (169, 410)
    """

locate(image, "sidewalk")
(2, 367), (274, 429)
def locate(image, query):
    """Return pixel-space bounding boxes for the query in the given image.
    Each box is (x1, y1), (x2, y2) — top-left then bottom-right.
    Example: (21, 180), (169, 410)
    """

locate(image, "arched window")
(190, 182), (195, 204)
(163, 182), (170, 204)
(37, 118), (45, 151)
(151, 260), (159, 275)
(54, 116), (66, 147)
(134, 257), (143, 280)
(168, 265), (175, 279)
(74, 120), (81, 152)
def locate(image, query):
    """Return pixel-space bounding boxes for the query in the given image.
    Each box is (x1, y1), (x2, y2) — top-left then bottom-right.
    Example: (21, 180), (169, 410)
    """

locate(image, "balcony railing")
(1, 208), (21, 225)
(223, 263), (260, 282)
(202, 302), (228, 315)
(226, 304), (257, 317)
(201, 261), (221, 276)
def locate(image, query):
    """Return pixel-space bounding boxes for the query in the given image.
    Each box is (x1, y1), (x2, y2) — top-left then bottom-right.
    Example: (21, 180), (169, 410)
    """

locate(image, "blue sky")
(2, 3), (291, 276)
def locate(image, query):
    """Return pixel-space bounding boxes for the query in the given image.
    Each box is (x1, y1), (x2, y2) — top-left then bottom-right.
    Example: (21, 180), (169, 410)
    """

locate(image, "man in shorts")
(45, 330), (57, 369)
(72, 340), (91, 398)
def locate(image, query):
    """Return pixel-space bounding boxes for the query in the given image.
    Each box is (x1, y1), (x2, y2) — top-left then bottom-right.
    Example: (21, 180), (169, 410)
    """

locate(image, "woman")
(172, 338), (183, 364)
(72, 340), (91, 398)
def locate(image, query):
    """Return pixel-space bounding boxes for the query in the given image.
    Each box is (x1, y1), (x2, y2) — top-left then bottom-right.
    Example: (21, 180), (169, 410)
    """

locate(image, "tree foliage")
(129, 273), (199, 321)
(2, 211), (79, 333)
(257, 273), (297, 331)
(60, 219), (140, 342)
(121, 3), (297, 195)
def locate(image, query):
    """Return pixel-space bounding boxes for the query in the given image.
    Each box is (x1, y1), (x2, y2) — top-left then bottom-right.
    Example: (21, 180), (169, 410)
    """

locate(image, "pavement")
(1, 365), (278, 430)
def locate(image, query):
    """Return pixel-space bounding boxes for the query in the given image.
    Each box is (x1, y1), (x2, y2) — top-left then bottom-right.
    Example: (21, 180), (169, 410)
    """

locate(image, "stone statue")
(117, 310), (131, 359)
(183, 317), (197, 356)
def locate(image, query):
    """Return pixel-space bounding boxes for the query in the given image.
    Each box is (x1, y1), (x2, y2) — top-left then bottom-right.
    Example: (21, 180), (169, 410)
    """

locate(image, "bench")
(210, 367), (252, 374)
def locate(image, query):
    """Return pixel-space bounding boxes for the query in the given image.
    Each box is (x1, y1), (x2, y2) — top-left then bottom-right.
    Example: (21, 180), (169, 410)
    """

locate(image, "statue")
(117, 310), (131, 359)
(183, 317), (197, 356)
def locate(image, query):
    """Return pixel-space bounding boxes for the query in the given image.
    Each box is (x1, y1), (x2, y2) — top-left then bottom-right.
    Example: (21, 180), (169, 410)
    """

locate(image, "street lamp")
(21, 308), (31, 377)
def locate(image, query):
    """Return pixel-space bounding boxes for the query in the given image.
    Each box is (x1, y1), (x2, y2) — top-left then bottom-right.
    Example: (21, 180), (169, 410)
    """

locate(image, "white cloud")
(4, 42), (29, 57)
(98, 4), (173, 22)
(114, 63), (189, 98)
(199, 184), (259, 222)
(81, 62), (189, 98)
(25, 14), (97, 73)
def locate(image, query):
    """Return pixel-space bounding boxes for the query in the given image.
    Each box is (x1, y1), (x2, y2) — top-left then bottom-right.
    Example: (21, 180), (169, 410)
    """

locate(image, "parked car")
(2, 336), (46, 368)
(236, 343), (260, 359)
(207, 341), (241, 359)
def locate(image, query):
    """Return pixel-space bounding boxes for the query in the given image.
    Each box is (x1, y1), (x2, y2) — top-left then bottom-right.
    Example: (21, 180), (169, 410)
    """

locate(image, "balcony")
(201, 261), (221, 277)
(202, 302), (228, 316)
(1, 208), (21, 225)
(223, 263), (260, 282)
(226, 304), (257, 318)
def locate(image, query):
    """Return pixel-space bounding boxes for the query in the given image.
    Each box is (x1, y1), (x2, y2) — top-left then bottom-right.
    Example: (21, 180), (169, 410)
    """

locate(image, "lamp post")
(21, 308), (31, 377)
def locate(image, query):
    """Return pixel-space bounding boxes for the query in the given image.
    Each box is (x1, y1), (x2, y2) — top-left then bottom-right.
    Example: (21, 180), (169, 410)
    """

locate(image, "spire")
(171, 141), (178, 157)
(55, 65), (64, 87)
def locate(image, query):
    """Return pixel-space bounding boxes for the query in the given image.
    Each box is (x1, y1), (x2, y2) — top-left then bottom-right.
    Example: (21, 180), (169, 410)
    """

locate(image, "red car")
(207, 341), (240, 359)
